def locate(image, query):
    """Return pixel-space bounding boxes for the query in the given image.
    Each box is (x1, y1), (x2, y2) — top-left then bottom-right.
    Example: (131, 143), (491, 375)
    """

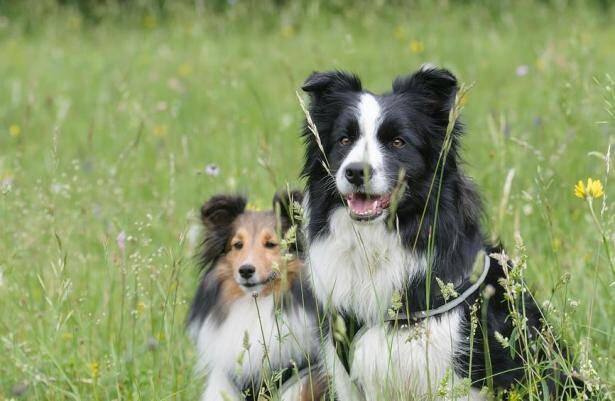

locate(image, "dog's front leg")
(201, 369), (241, 401)
(322, 335), (365, 401)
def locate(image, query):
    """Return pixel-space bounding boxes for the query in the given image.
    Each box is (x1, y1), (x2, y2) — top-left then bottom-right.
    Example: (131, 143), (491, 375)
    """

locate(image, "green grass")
(0, 1), (613, 399)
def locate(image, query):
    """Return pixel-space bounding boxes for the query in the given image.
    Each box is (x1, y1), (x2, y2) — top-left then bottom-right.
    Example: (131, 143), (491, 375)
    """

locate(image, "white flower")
(204, 164), (220, 177)
(117, 231), (127, 253)
(516, 65), (529, 76)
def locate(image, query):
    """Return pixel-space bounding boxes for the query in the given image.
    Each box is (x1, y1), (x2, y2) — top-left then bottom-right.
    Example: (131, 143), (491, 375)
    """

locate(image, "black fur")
(187, 191), (312, 327)
(301, 67), (589, 398)
(187, 195), (247, 326)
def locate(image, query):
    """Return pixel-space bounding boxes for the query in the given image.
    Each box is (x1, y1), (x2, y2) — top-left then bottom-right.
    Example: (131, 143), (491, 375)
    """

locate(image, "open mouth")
(345, 192), (391, 221)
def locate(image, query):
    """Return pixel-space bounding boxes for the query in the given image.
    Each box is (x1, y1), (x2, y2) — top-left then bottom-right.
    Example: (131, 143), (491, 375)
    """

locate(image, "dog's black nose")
(344, 163), (374, 186)
(238, 264), (255, 279)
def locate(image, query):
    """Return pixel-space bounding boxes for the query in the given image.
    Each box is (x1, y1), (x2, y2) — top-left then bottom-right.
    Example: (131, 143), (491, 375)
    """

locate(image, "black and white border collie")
(187, 192), (323, 401)
(300, 67), (586, 400)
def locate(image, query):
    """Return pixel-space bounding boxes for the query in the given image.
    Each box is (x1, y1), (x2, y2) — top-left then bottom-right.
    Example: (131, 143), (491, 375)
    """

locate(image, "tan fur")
(214, 210), (301, 302)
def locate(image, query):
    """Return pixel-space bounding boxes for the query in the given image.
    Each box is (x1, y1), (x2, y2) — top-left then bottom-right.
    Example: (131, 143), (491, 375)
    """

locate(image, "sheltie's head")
(199, 190), (303, 297)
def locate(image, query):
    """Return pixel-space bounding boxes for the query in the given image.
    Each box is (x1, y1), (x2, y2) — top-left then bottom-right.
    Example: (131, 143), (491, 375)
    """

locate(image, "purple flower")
(516, 65), (529, 77)
(204, 164), (220, 177)
(117, 231), (127, 253)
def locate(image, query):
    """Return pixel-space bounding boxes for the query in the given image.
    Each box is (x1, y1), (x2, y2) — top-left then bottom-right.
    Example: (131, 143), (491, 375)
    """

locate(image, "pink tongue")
(348, 196), (377, 214)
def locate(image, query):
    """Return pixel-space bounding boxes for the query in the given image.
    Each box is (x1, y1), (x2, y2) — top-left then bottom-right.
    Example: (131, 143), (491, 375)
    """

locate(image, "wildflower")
(436, 277), (458, 301)
(143, 15), (157, 29)
(153, 124), (167, 137)
(494, 331), (510, 348)
(68, 15), (82, 30)
(409, 39), (424, 54)
(515, 65), (529, 77)
(117, 231), (127, 253)
(280, 25), (296, 39)
(387, 290), (403, 318)
(246, 202), (262, 211)
(88, 361), (100, 379)
(574, 178), (604, 199)
(535, 58), (546, 72)
(204, 163), (220, 177)
(393, 25), (405, 41)
(178, 63), (192, 77)
(9, 124), (21, 138)
(136, 301), (146, 315)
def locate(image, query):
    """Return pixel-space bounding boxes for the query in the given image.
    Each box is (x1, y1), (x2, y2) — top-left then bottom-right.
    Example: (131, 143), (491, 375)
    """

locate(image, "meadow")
(0, 1), (613, 399)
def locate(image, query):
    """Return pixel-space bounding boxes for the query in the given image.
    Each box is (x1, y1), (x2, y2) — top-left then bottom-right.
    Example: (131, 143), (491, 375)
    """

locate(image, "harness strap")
(331, 251), (492, 387)
(385, 252), (491, 324)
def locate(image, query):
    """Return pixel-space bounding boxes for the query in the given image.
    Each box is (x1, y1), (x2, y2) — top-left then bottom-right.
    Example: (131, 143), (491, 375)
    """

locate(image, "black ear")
(392, 66), (458, 116)
(200, 195), (246, 229)
(199, 195), (246, 269)
(302, 70), (362, 96)
(272, 189), (304, 254)
(272, 189), (303, 228)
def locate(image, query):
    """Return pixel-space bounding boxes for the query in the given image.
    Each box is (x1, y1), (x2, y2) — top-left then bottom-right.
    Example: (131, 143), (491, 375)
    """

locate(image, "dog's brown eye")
(391, 137), (406, 149)
(339, 136), (352, 146)
(232, 241), (243, 250)
(264, 241), (278, 249)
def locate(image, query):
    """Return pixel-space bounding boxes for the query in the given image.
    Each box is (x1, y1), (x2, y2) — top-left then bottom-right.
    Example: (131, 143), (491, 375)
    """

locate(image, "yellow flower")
(409, 39), (424, 54)
(535, 58), (546, 72)
(178, 63), (192, 77)
(143, 15), (157, 29)
(575, 178), (604, 199)
(280, 25), (296, 39)
(574, 180), (586, 198)
(89, 361), (100, 379)
(153, 124), (168, 137)
(68, 15), (82, 30)
(587, 178), (604, 198)
(246, 202), (262, 211)
(9, 124), (21, 138)
(137, 301), (146, 315)
(393, 25), (405, 41)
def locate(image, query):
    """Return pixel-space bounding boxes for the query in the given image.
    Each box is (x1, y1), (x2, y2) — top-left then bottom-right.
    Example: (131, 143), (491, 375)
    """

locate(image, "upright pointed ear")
(200, 195), (246, 228)
(273, 189), (304, 254)
(302, 70), (362, 97)
(392, 66), (458, 117)
(272, 189), (303, 229)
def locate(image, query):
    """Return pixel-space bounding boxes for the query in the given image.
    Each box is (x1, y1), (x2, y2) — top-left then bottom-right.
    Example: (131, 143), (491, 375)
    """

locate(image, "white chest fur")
(307, 206), (483, 400)
(350, 310), (483, 400)
(192, 294), (318, 391)
(308, 207), (425, 324)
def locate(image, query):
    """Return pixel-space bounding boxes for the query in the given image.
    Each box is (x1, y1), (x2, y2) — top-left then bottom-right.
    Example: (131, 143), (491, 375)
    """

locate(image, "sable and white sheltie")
(299, 66), (588, 400)
(187, 191), (323, 401)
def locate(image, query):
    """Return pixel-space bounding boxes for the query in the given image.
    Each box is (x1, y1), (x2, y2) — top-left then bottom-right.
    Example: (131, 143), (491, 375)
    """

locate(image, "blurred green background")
(0, 1), (613, 399)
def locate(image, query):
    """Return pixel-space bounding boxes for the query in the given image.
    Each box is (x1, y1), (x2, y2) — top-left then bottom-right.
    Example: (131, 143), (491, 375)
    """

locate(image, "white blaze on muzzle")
(336, 93), (388, 195)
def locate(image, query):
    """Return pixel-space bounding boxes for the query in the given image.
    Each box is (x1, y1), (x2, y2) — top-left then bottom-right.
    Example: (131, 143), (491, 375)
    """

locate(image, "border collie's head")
(200, 191), (303, 296)
(301, 66), (462, 229)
